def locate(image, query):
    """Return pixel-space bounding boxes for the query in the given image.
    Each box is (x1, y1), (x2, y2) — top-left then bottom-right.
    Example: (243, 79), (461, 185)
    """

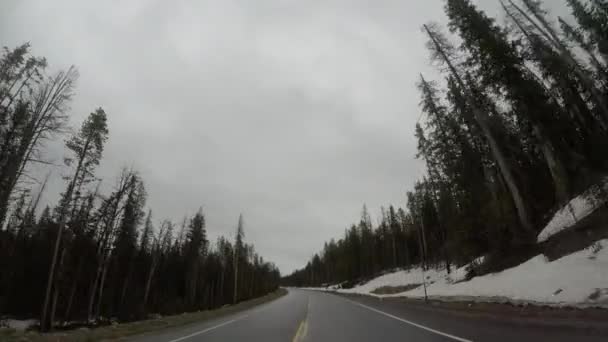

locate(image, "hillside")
(316, 238), (608, 308)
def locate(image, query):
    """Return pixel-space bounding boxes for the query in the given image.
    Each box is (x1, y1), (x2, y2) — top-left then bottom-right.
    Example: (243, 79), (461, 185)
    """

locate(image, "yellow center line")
(292, 295), (310, 342)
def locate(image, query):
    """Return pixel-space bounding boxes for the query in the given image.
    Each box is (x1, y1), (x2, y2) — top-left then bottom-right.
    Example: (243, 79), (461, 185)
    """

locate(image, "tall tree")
(423, 23), (535, 237)
(233, 214), (244, 304)
(41, 108), (108, 331)
(0, 44), (77, 226)
(185, 209), (207, 308)
(113, 177), (146, 318)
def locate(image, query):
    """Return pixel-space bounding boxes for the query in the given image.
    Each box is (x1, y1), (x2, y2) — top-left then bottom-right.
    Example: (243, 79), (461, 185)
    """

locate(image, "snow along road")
(128, 289), (607, 342)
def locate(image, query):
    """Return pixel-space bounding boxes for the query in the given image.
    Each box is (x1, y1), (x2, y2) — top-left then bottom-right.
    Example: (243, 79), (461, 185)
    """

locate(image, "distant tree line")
(0, 44), (280, 331)
(283, 0), (608, 287)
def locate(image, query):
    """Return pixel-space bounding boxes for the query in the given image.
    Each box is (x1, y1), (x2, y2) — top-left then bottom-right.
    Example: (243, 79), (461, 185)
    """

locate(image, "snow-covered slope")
(324, 239), (608, 308)
(537, 183), (608, 243)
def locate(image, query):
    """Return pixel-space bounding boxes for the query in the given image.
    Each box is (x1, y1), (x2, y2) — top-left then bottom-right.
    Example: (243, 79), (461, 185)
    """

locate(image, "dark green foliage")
(0, 43), (280, 330)
(284, 0), (608, 288)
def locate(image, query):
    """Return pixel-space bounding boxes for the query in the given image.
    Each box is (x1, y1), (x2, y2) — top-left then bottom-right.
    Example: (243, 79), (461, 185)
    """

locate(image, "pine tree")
(567, 0), (608, 62)
(423, 23), (535, 237)
(507, 0), (608, 124)
(233, 214), (244, 304)
(185, 208), (207, 308)
(41, 108), (108, 331)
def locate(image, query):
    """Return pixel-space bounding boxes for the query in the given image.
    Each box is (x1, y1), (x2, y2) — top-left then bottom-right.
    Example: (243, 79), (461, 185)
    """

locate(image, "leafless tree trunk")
(391, 235), (397, 268)
(49, 247), (67, 328)
(40, 129), (92, 331)
(249, 268), (255, 298)
(141, 221), (166, 316)
(63, 257), (84, 324)
(141, 257), (158, 315)
(95, 253), (110, 320)
(219, 268), (225, 303)
(86, 170), (135, 322)
(119, 251), (137, 312)
(412, 210), (427, 270)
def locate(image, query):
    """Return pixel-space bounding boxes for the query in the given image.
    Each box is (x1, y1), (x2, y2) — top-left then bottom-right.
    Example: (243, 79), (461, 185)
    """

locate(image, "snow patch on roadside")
(0, 319), (37, 331)
(312, 240), (608, 308)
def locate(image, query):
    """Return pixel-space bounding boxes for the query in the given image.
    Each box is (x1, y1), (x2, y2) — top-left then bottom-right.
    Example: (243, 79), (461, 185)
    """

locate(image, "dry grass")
(370, 284), (421, 295)
(0, 289), (287, 342)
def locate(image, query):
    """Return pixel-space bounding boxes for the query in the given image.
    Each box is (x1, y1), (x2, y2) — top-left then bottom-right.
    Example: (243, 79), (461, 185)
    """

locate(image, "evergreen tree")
(185, 208), (207, 308)
(233, 214), (244, 304)
(41, 108), (108, 331)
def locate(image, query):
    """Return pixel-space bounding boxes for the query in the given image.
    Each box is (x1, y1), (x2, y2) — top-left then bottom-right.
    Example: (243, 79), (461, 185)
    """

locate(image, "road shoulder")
(0, 289), (287, 342)
(336, 291), (608, 332)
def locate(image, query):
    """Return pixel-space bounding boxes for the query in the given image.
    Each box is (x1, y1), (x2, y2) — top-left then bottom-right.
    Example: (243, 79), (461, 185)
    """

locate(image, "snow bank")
(0, 319), (37, 331)
(339, 267), (445, 295)
(322, 240), (608, 308)
(537, 183), (608, 243)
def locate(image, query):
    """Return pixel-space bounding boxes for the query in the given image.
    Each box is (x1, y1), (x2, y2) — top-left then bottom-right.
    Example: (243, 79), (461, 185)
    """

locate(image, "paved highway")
(129, 289), (607, 341)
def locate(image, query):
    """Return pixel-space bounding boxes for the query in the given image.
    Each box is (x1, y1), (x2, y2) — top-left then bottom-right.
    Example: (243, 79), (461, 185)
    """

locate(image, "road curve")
(128, 289), (606, 342)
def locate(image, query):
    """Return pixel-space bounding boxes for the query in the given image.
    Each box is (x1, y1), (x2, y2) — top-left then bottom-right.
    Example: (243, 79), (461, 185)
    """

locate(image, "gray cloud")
(0, 0), (569, 273)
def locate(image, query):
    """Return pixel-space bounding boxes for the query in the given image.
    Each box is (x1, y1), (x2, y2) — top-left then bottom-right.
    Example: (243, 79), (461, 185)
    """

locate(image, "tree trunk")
(391, 235), (397, 268)
(41, 138), (91, 331)
(63, 261), (82, 324)
(141, 255), (158, 316)
(87, 246), (106, 322)
(424, 24), (535, 236)
(534, 124), (571, 203)
(249, 269), (255, 299)
(119, 253), (137, 315)
(50, 283), (60, 330)
(219, 269), (225, 304)
(95, 255), (110, 320)
(49, 246), (68, 329)
(233, 254), (239, 304)
(413, 213), (426, 270)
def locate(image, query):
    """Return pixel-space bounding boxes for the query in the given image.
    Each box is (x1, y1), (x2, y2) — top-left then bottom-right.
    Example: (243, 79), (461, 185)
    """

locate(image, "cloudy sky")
(0, 0), (569, 273)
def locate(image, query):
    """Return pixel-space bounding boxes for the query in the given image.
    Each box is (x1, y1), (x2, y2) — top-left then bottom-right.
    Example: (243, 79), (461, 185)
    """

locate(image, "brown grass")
(371, 284), (421, 295)
(0, 289), (287, 342)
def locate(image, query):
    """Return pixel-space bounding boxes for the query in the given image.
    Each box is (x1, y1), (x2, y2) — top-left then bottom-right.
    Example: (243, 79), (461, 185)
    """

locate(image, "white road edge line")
(344, 299), (473, 342)
(166, 315), (248, 342)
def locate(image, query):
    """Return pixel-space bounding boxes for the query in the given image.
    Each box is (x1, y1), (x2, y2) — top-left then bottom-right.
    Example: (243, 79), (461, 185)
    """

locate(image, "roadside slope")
(319, 239), (608, 308)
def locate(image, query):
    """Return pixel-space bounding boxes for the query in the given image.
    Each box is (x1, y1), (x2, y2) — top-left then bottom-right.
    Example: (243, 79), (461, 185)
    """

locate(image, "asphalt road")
(129, 289), (607, 342)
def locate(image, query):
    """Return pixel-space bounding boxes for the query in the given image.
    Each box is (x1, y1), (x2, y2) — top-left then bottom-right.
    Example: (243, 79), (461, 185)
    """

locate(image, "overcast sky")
(0, 0), (570, 273)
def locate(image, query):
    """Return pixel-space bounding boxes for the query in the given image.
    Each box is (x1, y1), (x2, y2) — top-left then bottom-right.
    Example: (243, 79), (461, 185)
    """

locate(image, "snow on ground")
(0, 319), (37, 331)
(338, 267), (452, 295)
(319, 240), (608, 308)
(537, 182), (608, 243)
